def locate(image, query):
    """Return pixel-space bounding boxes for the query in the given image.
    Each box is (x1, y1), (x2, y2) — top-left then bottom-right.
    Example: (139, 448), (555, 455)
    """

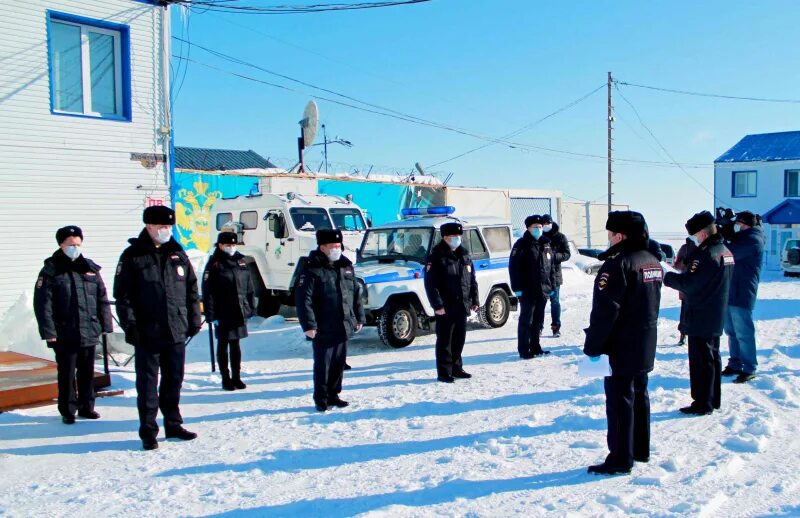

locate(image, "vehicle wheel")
(256, 294), (281, 318)
(377, 302), (418, 348)
(478, 288), (510, 328)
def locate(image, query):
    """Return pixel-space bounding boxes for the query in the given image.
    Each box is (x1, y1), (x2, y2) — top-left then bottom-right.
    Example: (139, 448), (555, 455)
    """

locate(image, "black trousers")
(135, 342), (186, 441)
(517, 294), (547, 357)
(54, 345), (96, 418)
(312, 338), (346, 405)
(217, 338), (242, 380)
(604, 373), (650, 468)
(435, 310), (467, 377)
(688, 335), (721, 412)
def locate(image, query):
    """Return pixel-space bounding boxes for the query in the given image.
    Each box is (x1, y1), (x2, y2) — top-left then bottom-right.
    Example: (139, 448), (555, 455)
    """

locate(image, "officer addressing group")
(509, 215), (555, 359)
(33, 226), (114, 424)
(202, 231), (256, 391)
(424, 222), (479, 383)
(663, 210), (735, 416)
(296, 229), (364, 412)
(584, 211), (663, 475)
(114, 206), (202, 450)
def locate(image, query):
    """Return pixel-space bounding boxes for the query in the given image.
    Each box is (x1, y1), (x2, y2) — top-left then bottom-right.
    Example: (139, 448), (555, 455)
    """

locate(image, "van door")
(264, 209), (294, 290)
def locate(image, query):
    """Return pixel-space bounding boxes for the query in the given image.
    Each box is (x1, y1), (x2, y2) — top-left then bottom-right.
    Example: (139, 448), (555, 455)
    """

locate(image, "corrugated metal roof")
(715, 131), (800, 163)
(174, 146), (276, 171)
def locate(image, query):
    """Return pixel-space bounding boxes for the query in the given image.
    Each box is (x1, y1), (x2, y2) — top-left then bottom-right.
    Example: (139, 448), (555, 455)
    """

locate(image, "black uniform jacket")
(202, 248), (256, 337)
(544, 223), (571, 286)
(113, 229), (202, 348)
(33, 250), (114, 348)
(509, 232), (555, 298)
(424, 240), (480, 314)
(584, 238), (663, 376)
(663, 233), (734, 337)
(295, 250), (365, 342)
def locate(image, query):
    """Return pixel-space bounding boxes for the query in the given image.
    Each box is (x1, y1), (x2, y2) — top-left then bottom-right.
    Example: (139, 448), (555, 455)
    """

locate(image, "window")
(786, 170), (800, 197)
(240, 211), (258, 230)
(464, 229), (488, 259)
(359, 228), (433, 262)
(289, 208), (332, 231)
(732, 171), (757, 197)
(216, 212), (233, 230)
(481, 226), (512, 253)
(330, 209), (367, 231)
(47, 12), (131, 120)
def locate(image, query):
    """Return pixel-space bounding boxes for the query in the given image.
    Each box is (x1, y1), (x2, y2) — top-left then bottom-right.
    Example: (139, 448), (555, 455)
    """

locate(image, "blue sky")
(171, 0), (800, 232)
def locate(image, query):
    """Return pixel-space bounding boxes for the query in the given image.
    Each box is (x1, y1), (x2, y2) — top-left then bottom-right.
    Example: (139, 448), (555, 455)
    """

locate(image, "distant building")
(714, 130), (800, 269)
(0, 0), (170, 318)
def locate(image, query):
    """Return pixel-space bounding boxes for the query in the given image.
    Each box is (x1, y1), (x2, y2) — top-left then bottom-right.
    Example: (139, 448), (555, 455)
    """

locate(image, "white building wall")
(0, 0), (169, 318)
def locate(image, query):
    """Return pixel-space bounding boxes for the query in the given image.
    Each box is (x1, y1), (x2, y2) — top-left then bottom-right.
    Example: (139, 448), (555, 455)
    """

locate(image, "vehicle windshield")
(289, 207), (332, 232)
(786, 239), (800, 249)
(330, 208), (367, 231)
(359, 227), (433, 263)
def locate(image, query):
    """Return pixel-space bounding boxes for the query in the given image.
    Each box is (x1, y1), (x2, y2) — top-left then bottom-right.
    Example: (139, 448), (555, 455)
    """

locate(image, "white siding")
(0, 0), (169, 317)
(713, 159), (800, 216)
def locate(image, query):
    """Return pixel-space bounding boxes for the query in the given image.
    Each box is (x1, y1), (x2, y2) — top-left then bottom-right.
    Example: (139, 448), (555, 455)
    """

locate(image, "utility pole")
(607, 71), (613, 213)
(322, 124), (328, 175)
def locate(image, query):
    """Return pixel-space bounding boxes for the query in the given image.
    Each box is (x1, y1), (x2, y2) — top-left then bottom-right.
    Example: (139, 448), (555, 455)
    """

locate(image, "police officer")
(663, 210), (735, 416)
(296, 229), (364, 412)
(510, 215), (555, 359)
(584, 211), (662, 475)
(541, 214), (570, 337)
(202, 232), (256, 391)
(33, 226), (114, 424)
(114, 206), (202, 450)
(424, 222), (479, 383)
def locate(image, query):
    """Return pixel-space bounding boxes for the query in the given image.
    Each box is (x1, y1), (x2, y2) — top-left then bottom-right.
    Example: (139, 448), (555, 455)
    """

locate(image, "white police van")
(356, 206), (518, 347)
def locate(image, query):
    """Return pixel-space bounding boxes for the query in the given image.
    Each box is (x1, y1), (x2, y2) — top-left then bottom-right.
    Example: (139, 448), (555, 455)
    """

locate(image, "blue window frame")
(732, 170), (757, 198)
(786, 170), (800, 198)
(46, 11), (132, 121)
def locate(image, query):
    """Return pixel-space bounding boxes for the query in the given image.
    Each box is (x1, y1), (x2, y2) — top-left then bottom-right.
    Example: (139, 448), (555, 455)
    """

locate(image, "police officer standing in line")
(663, 211), (735, 416)
(541, 214), (570, 338)
(202, 232), (256, 391)
(722, 211), (764, 384)
(509, 215), (554, 359)
(424, 222), (479, 383)
(114, 206), (202, 450)
(33, 226), (114, 424)
(584, 211), (662, 475)
(296, 229), (364, 412)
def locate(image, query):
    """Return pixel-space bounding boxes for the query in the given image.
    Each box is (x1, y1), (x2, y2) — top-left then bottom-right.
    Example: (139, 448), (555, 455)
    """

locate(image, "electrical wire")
(616, 80), (800, 104)
(167, 0), (432, 15)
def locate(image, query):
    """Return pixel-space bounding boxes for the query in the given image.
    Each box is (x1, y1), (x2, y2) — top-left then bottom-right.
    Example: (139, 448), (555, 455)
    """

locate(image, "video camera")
(714, 207), (762, 242)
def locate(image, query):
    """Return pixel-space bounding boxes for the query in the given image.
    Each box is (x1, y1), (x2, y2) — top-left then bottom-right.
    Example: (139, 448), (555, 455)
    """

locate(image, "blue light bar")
(401, 206), (456, 217)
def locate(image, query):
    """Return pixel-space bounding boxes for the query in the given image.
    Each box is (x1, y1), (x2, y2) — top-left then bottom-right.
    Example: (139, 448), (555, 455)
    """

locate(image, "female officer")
(202, 232), (256, 391)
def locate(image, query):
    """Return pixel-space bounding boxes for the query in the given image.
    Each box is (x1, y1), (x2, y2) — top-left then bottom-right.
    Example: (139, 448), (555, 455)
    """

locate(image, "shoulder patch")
(722, 255), (735, 266)
(426, 263), (432, 272)
(690, 259), (700, 273)
(36, 276), (44, 289)
(203, 271), (209, 282)
(597, 272), (610, 290)
(116, 262), (123, 276)
(642, 266), (663, 283)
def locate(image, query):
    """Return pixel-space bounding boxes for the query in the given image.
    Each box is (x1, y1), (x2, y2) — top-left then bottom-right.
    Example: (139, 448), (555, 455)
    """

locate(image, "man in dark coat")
(663, 211), (734, 416)
(673, 237), (698, 345)
(510, 215), (555, 359)
(542, 214), (570, 337)
(584, 211), (662, 475)
(296, 229), (365, 411)
(114, 206), (202, 450)
(33, 226), (114, 424)
(722, 211), (764, 383)
(203, 232), (256, 391)
(424, 222), (479, 383)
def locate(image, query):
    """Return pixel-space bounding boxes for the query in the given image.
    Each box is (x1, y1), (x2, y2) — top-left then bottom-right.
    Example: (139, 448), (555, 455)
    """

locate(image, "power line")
(168, 0), (432, 15)
(616, 80), (800, 104)
(428, 83), (606, 168)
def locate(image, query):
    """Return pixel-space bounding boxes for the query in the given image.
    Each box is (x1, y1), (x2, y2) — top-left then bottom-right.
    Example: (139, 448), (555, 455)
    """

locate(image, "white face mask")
(447, 236), (462, 250)
(543, 224), (553, 233)
(154, 227), (172, 244)
(733, 223), (742, 233)
(64, 245), (81, 260)
(326, 248), (342, 262)
(530, 227), (543, 239)
(689, 235), (700, 246)
(223, 246), (237, 256)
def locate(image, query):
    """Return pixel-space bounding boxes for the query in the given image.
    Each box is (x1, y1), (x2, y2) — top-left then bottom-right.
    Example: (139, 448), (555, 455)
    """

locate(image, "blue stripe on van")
(362, 257), (509, 284)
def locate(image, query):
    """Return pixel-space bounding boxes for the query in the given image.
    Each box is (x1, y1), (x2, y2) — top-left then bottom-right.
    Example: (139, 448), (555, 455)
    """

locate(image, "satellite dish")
(300, 100), (319, 148)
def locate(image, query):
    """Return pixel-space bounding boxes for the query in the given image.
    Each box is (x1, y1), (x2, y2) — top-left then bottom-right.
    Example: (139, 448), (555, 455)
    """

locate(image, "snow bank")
(0, 291), (53, 360)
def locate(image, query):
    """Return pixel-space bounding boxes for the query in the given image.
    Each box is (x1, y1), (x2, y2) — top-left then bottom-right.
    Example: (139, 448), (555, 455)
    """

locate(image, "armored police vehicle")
(211, 192), (368, 316)
(356, 206), (518, 347)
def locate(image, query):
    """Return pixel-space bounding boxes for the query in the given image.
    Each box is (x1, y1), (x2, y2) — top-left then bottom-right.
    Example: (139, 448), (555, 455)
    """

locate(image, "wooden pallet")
(0, 351), (112, 412)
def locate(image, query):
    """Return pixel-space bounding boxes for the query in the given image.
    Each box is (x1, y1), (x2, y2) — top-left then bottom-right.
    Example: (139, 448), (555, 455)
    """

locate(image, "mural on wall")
(318, 180), (444, 226)
(173, 172), (258, 252)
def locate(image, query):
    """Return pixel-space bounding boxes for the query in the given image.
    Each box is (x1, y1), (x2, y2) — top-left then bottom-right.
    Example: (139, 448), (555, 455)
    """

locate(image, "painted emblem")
(177, 265), (185, 277)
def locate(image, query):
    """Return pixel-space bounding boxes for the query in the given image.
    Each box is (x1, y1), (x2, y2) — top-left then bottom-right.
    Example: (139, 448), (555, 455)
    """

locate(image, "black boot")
(232, 378), (247, 390)
(221, 371), (235, 391)
(551, 324), (561, 338)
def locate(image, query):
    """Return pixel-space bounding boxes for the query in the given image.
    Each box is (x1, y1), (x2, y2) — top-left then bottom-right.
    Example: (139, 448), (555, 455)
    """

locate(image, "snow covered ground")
(1, 269), (799, 517)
